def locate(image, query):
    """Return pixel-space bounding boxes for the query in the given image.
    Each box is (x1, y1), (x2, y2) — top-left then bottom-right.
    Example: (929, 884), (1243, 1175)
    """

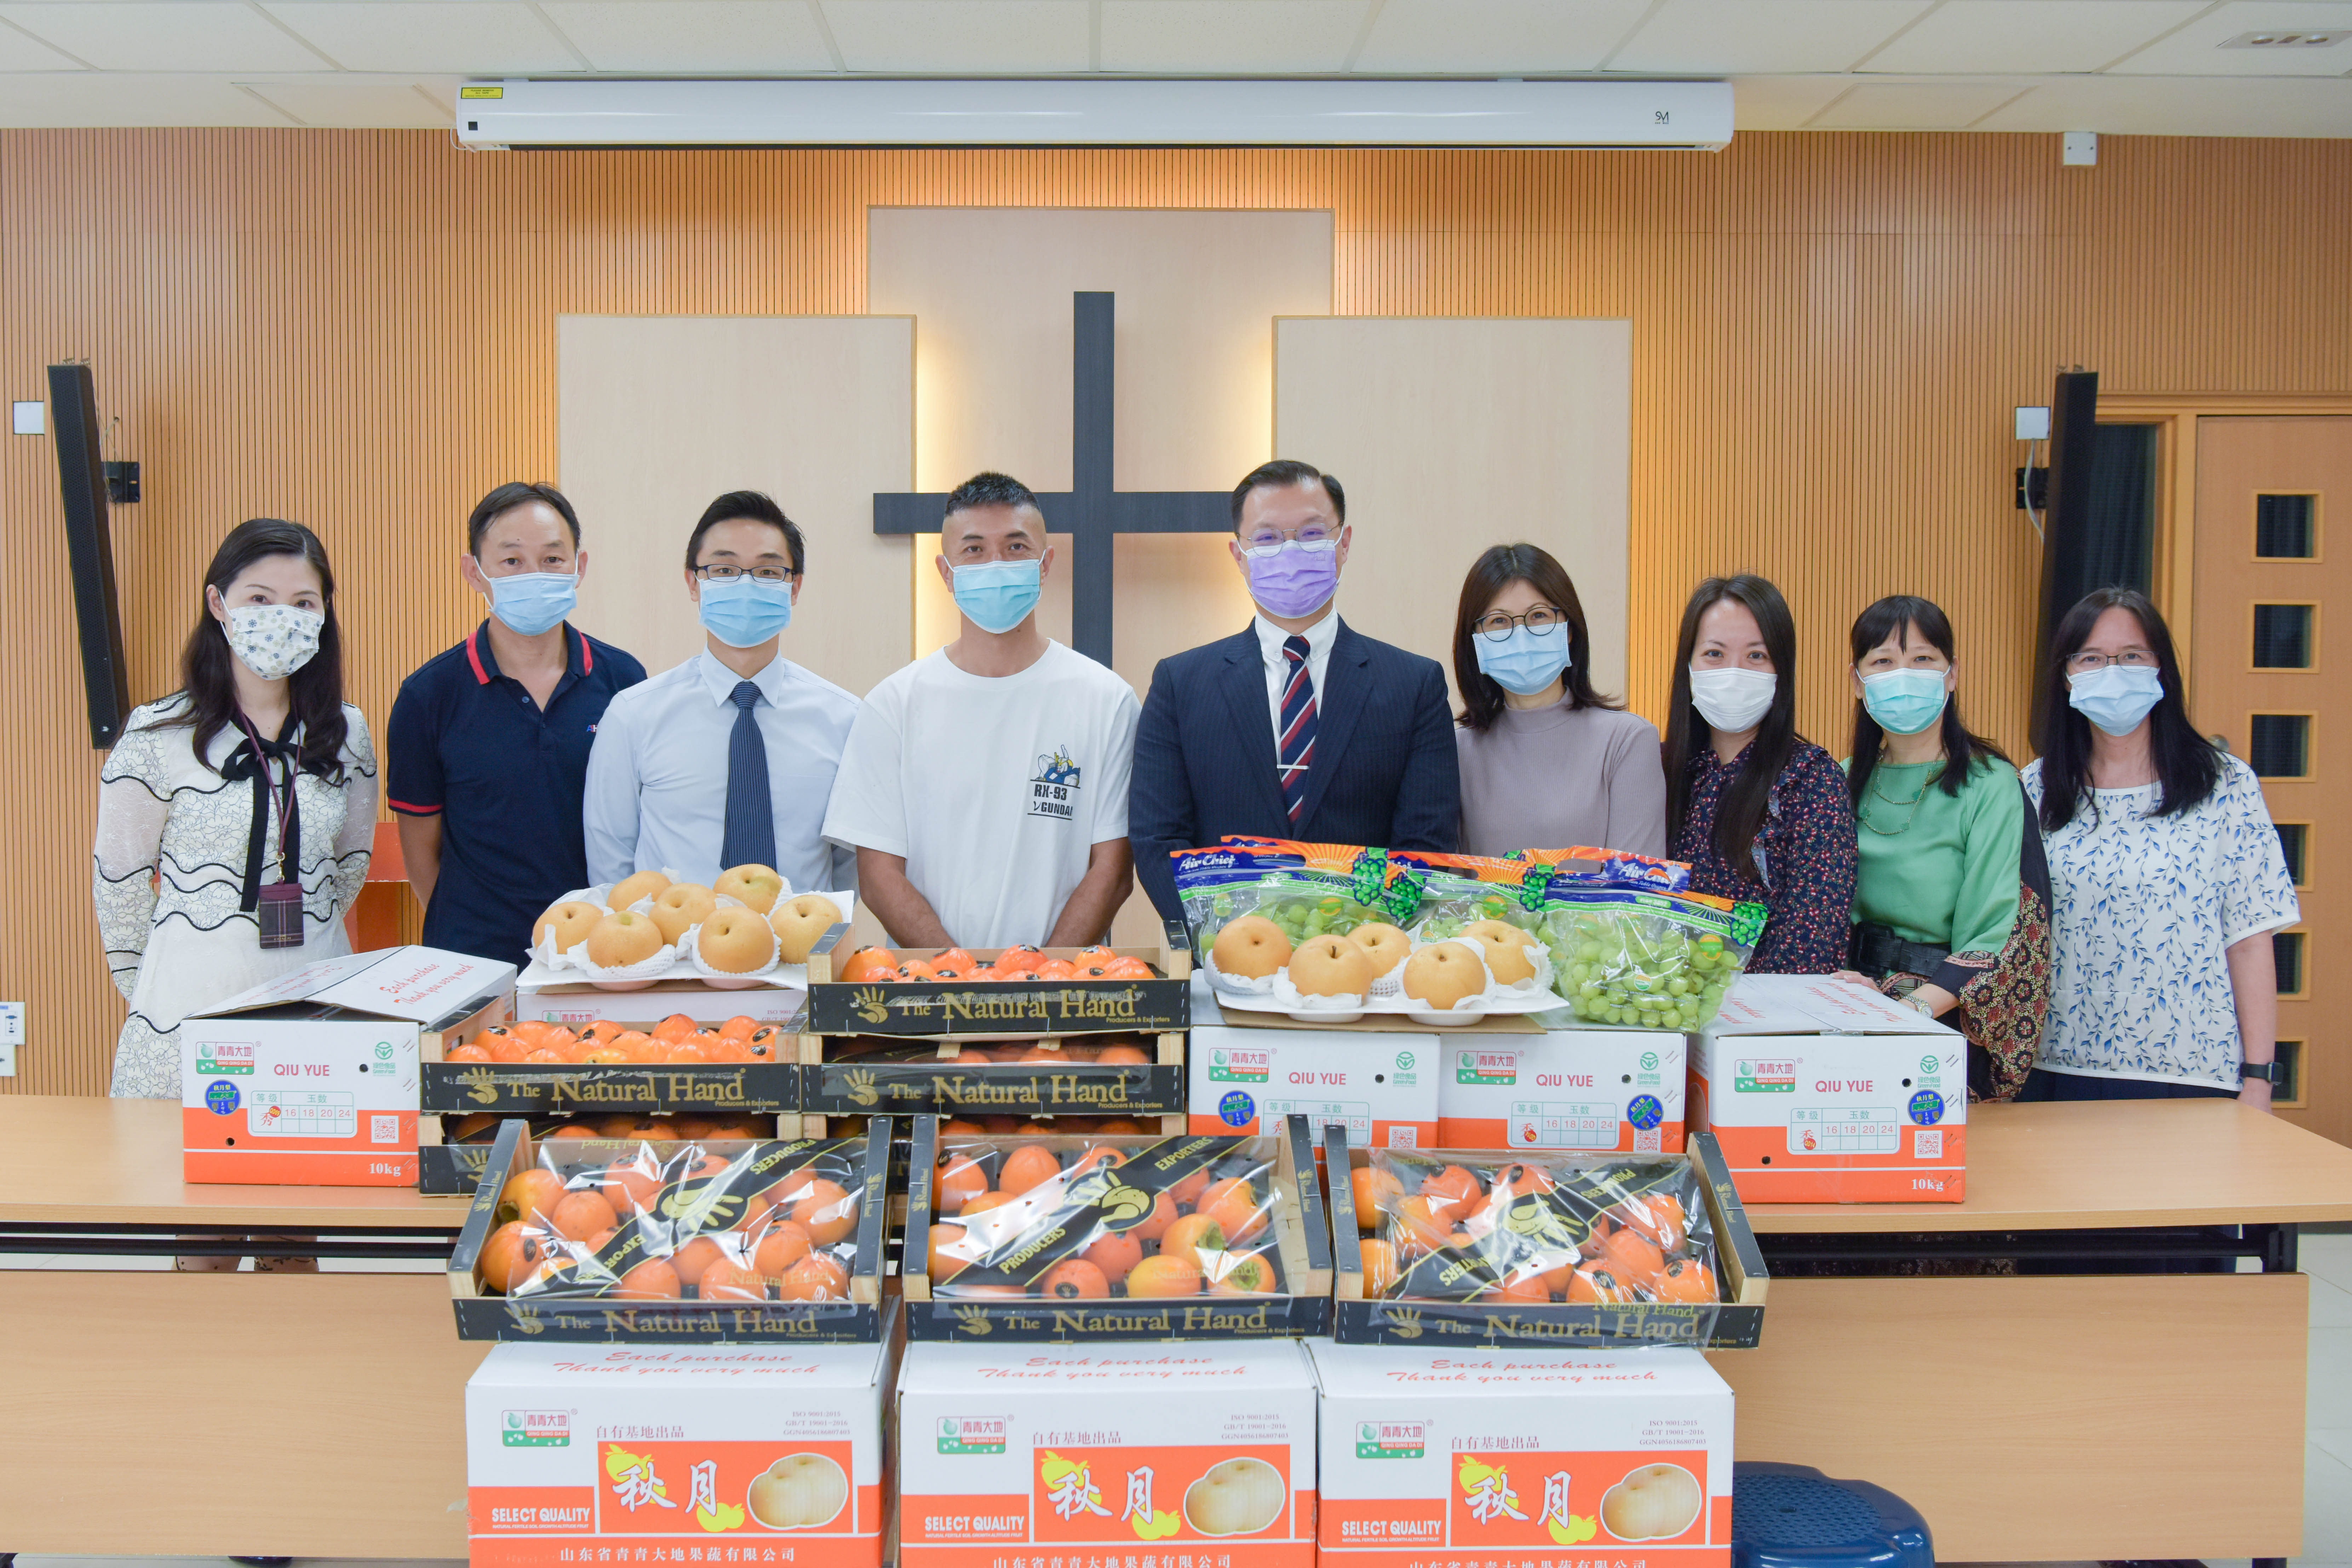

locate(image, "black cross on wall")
(872, 291), (1236, 667)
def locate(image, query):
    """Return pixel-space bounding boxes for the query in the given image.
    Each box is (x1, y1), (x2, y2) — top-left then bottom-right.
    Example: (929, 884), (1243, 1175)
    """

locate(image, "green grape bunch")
(1233, 893), (1385, 955)
(1540, 907), (1742, 1031)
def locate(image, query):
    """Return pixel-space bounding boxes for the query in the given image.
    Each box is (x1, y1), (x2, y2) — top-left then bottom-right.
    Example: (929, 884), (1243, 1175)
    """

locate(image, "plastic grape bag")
(1538, 883), (1767, 1031)
(1353, 1147), (1721, 1308)
(1170, 841), (1418, 965)
(480, 1135), (864, 1304)
(926, 1132), (1287, 1300)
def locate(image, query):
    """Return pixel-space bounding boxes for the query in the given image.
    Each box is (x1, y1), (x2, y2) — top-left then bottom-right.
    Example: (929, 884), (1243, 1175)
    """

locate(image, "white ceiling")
(0, 0), (2346, 134)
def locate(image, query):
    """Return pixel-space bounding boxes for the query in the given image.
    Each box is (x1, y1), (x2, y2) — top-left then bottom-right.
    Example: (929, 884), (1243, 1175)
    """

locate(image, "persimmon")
(1099, 957), (1154, 980)
(1083, 1230), (1143, 1280)
(653, 1014), (697, 1044)
(789, 1177), (858, 1245)
(1208, 1254), (1276, 1294)
(1074, 945), (1117, 963)
(1068, 1145), (1126, 1177)
(1609, 1193), (1688, 1254)
(745, 1026), (786, 1061)
(584, 1020), (628, 1043)
(479, 1221), (547, 1293)
(1017, 1045), (1068, 1064)
(943, 1118), (986, 1135)
(579, 1046), (632, 1065)
(669, 1236), (727, 1287)
(929, 1223), (974, 1282)
(1094, 1043), (1151, 1065)
(1490, 1273), (1553, 1305)
(598, 1163), (663, 1216)
(1198, 1177), (1267, 1243)
(753, 1219), (813, 1279)
(1656, 1258), (1716, 1303)
(510, 1020), (552, 1047)
(1360, 1237), (1401, 1296)
(444, 1043), (494, 1063)
(1130, 1190), (1178, 1242)
(1095, 1119), (1144, 1135)
(547, 1122), (597, 1139)
(616, 1258), (682, 1299)
(1567, 1266), (1638, 1305)
(540, 1027), (579, 1054)
(1168, 1166), (1213, 1210)
(524, 1048), (568, 1064)
(953, 1048), (994, 1065)
(1125, 1254), (1201, 1297)
(1032, 959), (1079, 981)
(702, 1035), (754, 1064)
(474, 1025), (528, 1062)
(1597, 1227), (1665, 1287)
(1390, 1196), (1452, 1257)
(699, 1260), (768, 1302)
(896, 959), (941, 982)
(499, 1168), (566, 1225)
(550, 1190), (619, 1242)
(998, 1145), (1062, 1197)
(1161, 1212), (1227, 1270)
(959, 1190), (1014, 1221)
(836, 946), (899, 983)
(932, 948), (976, 973)
(1041, 1258), (1111, 1299)
(1419, 1165), (1484, 1222)
(1352, 1167), (1404, 1232)
(936, 1155), (989, 1212)
(780, 1252), (850, 1302)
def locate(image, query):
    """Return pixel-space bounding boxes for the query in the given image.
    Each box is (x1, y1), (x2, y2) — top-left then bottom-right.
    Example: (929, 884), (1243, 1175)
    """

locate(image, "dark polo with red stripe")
(387, 620), (646, 967)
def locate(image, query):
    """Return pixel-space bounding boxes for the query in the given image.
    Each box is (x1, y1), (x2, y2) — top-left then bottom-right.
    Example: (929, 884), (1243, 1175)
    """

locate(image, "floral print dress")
(1673, 739), (1858, 974)
(92, 696), (378, 1098)
(2021, 754), (2298, 1090)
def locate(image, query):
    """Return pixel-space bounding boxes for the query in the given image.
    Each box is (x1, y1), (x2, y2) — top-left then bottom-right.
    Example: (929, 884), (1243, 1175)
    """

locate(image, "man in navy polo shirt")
(388, 482), (646, 966)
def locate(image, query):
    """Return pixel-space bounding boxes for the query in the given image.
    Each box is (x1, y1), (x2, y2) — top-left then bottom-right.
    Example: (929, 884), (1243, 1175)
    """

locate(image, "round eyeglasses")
(1473, 607), (1565, 642)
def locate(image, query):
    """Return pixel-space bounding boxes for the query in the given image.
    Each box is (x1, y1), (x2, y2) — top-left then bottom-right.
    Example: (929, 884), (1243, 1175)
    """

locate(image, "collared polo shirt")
(387, 621), (646, 966)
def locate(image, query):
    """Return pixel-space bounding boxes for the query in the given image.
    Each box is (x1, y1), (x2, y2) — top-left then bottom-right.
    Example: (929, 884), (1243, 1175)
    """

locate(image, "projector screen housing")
(454, 78), (1733, 151)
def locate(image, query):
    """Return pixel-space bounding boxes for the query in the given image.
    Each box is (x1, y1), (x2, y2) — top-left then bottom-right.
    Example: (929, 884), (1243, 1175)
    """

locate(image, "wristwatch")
(2239, 1061), (2281, 1084)
(1903, 994), (1936, 1017)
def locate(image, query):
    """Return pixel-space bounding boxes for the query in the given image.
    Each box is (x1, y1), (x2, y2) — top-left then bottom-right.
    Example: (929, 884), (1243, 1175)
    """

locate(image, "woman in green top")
(1834, 595), (2052, 1100)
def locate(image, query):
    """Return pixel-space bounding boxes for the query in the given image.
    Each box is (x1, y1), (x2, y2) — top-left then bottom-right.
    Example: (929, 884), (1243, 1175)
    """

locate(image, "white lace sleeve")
(94, 724), (170, 1001)
(327, 707), (379, 919)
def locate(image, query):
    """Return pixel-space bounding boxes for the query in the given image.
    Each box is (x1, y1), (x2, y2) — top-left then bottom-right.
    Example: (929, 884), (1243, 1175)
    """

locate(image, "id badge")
(257, 881), (304, 950)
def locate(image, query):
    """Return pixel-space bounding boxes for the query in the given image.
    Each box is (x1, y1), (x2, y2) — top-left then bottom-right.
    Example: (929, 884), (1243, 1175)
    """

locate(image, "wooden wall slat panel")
(4, 130), (2349, 1095)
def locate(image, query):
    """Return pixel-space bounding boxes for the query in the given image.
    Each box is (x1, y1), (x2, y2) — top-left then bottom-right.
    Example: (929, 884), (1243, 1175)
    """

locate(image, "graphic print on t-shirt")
(1029, 746), (1083, 823)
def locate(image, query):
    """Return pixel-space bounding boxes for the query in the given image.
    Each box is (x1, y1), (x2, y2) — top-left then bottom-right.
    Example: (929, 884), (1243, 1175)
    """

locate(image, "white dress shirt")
(1253, 609), (1340, 745)
(584, 650), (859, 895)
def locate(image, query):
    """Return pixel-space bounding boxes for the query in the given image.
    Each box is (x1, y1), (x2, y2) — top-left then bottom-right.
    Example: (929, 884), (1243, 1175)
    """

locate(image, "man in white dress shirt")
(584, 490), (859, 895)
(823, 472), (1139, 948)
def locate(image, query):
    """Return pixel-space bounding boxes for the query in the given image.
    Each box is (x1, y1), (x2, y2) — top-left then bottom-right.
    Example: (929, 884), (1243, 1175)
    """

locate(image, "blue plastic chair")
(1732, 1461), (1933, 1568)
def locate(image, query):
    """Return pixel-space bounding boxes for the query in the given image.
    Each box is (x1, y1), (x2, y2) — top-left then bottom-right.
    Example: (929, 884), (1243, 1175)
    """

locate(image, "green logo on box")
(1455, 1050), (1515, 1086)
(938, 1417), (1006, 1455)
(1734, 1058), (1796, 1093)
(1209, 1047), (1268, 1084)
(1356, 1420), (1425, 1459)
(195, 1046), (253, 1076)
(501, 1410), (569, 1447)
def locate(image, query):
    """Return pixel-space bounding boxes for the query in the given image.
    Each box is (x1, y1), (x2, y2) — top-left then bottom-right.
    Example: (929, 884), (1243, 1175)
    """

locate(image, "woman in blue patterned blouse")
(1663, 575), (1858, 974)
(2019, 588), (2298, 1107)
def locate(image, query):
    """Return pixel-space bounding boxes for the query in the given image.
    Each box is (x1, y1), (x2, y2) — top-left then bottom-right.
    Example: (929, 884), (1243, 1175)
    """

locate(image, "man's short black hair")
(467, 482), (580, 555)
(684, 490), (805, 574)
(943, 471), (1042, 526)
(1230, 460), (1344, 530)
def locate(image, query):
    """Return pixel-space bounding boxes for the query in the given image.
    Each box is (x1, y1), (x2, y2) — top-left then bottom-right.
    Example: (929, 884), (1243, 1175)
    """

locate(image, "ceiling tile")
(1979, 74), (2352, 132)
(1100, 0), (1365, 72)
(260, 1), (580, 72)
(0, 69), (295, 122)
(1609, 0), (1933, 74)
(0, 19), (82, 67)
(540, 0), (834, 70)
(0, 2), (332, 70)
(245, 79), (453, 124)
(2107, 0), (2352, 75)
(1732, 73), (1856, 126)
(1808, 77), (2024, 125)
(1353, 0), (1651, 73)
(819, 0), (1088, 71)
(1861, 0), (2209, 74)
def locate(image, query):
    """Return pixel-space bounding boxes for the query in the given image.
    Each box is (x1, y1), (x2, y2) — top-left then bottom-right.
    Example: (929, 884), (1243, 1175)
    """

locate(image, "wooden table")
(1, 1097), (2348, 1560)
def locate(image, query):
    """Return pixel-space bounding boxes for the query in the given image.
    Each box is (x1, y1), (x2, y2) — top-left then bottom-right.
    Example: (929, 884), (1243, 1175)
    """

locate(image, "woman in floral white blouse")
(2019, 588), (2298, 1107)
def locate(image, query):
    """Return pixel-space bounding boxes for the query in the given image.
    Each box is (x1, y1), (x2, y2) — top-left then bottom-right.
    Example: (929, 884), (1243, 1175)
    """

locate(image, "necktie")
(721, 680), (776, 870)
(1278, 634), (1318, 826)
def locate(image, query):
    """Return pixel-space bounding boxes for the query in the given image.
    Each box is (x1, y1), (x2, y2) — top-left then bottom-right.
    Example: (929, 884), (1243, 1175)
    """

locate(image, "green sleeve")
(1947, 767), (2024, 957)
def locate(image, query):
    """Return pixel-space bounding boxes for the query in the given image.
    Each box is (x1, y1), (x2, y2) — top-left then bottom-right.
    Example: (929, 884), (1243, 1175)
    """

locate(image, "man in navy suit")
(1130, 459), (1460, 920)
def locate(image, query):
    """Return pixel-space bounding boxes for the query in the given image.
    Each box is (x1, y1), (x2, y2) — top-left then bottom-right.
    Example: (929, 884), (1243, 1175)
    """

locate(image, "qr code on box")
(371, 1114), (400, 1144)
(1635, 1128), (1661, 1153)
(1387, 1127), (1418, 1148)
(1915, 1130), (1943, 1159)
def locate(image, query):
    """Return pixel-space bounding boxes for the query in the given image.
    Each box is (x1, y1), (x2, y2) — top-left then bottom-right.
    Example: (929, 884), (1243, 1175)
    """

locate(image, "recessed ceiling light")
(2220, 29), (2349, 48)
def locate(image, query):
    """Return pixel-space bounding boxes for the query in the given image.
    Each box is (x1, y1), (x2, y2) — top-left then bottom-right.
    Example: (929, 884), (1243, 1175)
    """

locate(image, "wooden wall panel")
(4, 131), (2350, 1095)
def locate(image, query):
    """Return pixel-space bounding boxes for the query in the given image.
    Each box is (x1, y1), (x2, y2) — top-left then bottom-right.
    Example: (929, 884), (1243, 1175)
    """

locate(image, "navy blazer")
(1130, 619), (1462, 920)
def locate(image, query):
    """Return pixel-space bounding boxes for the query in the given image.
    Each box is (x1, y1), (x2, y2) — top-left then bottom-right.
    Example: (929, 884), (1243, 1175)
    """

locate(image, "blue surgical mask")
(1474, 622), (1573, 697)
(2067, 663), (2164, 737)
(698, 575), (795, 648)
(1860, 667), (1949, 736)
(952, 559), (1042, 636)
(482, 569), (577, 638)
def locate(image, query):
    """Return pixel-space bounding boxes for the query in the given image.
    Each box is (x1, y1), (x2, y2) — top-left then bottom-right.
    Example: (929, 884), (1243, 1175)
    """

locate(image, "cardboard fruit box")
(1437, 1025), (1687, 1155)
(419, 1013), (801, 1117)
(901, 1113), (1333, 1342)
(447, 1118), (893, 1343)
(801, 1031), (1185, 1124)
(801, 923), (1192, 1039)
(1189, 1020), (1441, 1151)
(418, 1111), (805, 1197)
(1323, 1126), (1767, 1350)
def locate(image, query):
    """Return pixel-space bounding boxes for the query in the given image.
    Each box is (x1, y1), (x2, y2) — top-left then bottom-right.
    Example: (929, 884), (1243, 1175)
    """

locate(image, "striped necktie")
(1278, 634), (1318, 826)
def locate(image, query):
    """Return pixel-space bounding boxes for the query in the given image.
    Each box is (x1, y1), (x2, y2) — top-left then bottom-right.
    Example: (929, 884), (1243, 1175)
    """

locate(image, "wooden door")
(2192, 417), (2349, 1143)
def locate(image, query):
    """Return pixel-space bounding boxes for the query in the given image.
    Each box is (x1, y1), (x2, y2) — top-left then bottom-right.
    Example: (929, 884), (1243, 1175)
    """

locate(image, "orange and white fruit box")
(465, 1333), (896, 1567)
(1190, 1021), (1440, 1150)
(896, 1339), (1318, 1568)
(180, 945), (513, 1186)
(1438, 1027), (1686, 1154)
(1691, 973), (1966, 1203)
(1309, 1340), (1734, 1568)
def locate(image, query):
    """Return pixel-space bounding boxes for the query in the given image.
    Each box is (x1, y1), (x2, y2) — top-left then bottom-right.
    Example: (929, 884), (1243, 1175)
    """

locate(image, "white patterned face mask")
(223, 603), (324, 680)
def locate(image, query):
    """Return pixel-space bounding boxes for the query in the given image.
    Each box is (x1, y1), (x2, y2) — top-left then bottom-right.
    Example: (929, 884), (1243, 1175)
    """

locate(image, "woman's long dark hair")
(1846, 595), (2009, 805)
(1663, 575), (1800, 885)
(1452, 542), (1620, 730)
(2032, 586), (2219, 832)
(159, 518), (348, 780)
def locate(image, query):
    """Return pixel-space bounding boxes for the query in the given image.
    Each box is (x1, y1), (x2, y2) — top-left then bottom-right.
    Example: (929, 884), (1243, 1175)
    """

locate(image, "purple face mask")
(1243, 538), (1340, 620)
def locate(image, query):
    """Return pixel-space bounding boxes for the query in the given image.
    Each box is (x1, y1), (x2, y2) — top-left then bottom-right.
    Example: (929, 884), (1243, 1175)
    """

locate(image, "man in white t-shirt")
(822, 472), (1140, 948)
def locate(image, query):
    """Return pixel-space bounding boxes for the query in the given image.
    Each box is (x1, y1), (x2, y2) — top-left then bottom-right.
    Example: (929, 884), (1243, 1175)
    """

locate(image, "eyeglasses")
(1472, 607), (1565, 642)
(2065, 648), (2156, 674)
(1239, 523), (1336, 552)
(694, 564), (799, 583)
